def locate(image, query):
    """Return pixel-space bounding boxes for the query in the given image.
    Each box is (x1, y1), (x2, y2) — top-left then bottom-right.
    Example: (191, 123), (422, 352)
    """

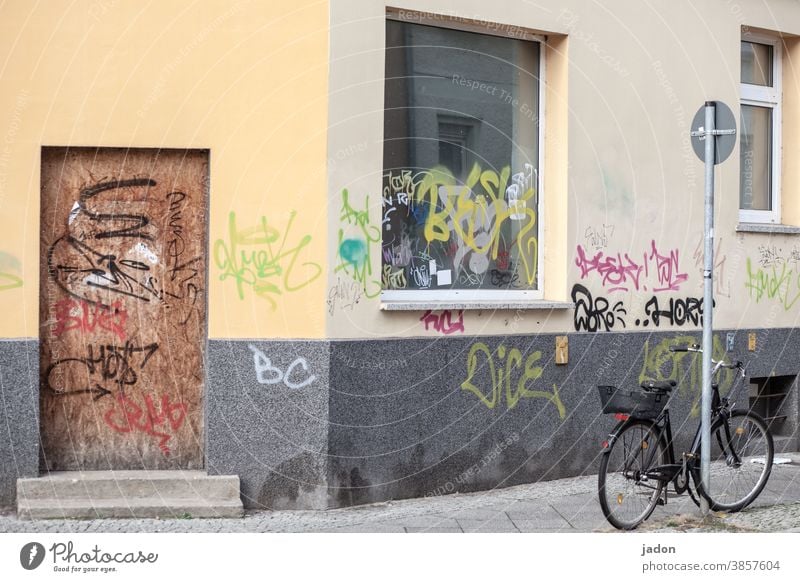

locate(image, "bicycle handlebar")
(668, 344), (745, 372)
(669, 343), (700, 353)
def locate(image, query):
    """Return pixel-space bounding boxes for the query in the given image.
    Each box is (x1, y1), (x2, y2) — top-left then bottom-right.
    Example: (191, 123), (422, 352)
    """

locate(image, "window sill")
(736, 223), (800, 234)
(380, 300), (575, 311)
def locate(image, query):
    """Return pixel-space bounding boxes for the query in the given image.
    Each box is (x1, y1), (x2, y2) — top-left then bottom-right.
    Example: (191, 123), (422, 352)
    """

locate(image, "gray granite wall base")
(206, 340), (330, 510)
(2, 330), (798, 510)
(0, 340), (39, 506)
(327, 328), (800, 507)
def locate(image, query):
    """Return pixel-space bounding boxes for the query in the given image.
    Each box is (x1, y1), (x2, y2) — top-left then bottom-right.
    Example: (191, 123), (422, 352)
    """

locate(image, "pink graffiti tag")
(575, 241), (688, 293)
(574, 245), (644, 292)
(646, 240), (688, 292)
(53, 298), (128, 341)
(104, 393), (187, 455)
(420, 310), (465, 335)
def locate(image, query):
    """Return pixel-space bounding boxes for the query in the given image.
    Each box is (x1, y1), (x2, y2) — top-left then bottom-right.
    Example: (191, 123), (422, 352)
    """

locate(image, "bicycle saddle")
(640, 379), (676, 392)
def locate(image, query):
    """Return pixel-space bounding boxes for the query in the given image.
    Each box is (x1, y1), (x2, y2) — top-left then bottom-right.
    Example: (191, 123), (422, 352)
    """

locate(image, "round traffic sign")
(691, 101), (737, 165)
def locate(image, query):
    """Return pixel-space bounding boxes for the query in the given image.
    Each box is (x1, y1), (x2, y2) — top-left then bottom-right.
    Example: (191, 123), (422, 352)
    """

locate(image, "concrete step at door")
(17, 498), (244, 519)
(17, 471), (243, 519)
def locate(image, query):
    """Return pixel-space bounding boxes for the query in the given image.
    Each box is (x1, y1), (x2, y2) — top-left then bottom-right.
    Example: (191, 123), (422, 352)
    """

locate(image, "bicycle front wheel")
(692, 410), (774, 512)
(598, 420), (666, 530)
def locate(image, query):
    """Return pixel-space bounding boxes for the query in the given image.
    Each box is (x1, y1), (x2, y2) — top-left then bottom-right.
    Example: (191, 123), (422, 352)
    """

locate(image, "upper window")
(381, 16), (543, 302)
(740, 34), (781, 224)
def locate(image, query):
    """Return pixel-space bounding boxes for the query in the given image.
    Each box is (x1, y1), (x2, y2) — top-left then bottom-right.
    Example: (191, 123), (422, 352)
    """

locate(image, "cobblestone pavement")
(2, 454), (799, 533)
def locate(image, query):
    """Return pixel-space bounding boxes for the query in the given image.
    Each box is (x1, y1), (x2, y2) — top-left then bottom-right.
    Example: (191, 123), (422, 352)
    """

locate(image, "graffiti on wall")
(745, 254), (800, 311)
(44, 341), (159, 400)
(0, 251), (23, 291)
(381, 163), (539, 291)
(214, 211), (322, 309)
(639, 334), (734, 417)
(327, 276), (365, 315)
(460, 341), (566, 416)
(48, 179), (205, 325)
(574, 240), (688, 293)
(756, 244), (800, 268)
(571, 284), (627, 332)
(584, 224), (615, 250)
(571, 284), (708, 332)
(53, 298), (128, 341)
(420, 310), (465, 335)
(249, 344), (316, 389)
(103, 392), (188, 456)
(692, 235), (730, 298)
(336, 189), (381, 299)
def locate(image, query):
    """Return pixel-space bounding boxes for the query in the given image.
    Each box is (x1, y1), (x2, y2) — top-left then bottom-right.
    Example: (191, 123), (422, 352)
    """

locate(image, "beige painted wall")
(0, 0), (330, 339)
(326, 0), (800, 338)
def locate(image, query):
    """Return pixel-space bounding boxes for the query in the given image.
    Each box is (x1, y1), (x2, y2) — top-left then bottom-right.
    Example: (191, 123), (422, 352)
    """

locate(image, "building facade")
(1, 0), (799, 510)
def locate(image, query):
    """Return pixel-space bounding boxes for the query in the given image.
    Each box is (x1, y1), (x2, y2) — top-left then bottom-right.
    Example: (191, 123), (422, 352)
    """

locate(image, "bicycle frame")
(601, 356), (738, 488)
(597, 344), (772, 528)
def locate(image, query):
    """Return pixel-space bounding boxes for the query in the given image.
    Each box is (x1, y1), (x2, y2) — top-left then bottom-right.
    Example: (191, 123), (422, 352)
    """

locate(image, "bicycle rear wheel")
(692, 410), (774, 512)
(598, 420), (666, 530)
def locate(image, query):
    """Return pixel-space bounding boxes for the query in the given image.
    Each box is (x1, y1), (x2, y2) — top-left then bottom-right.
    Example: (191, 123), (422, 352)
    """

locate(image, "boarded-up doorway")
(40, 147), (208, 471)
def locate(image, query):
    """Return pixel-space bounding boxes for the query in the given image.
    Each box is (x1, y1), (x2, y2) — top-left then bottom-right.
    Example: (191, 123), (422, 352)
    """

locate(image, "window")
(382, 15), (544, 302)
(740, 33), (781, 224)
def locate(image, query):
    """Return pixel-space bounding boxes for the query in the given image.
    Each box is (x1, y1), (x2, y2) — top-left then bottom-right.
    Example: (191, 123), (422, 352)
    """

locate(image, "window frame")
(740, 31), (782, 225)
(380, 12), (547, 303)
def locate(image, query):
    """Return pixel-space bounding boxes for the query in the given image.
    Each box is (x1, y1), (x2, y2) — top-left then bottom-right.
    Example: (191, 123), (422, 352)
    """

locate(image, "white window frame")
(381, 12), (546, 304)
(740, 31), (782, 225)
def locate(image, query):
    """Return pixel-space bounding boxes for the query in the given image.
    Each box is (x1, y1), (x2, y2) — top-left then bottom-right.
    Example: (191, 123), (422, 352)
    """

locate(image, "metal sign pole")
(690, 99), (736, 518)
(700, 101), (716, 516)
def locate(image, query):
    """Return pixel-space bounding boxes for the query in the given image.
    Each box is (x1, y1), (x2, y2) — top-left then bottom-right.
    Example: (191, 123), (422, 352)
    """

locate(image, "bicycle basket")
(597, 385), (670, 420)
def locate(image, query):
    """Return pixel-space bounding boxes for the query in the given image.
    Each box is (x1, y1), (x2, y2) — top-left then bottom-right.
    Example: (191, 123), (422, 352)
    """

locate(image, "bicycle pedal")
(656, 498), (666, 506)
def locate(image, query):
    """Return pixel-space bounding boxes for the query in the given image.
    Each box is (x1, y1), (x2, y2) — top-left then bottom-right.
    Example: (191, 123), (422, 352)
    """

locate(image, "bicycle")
(596, 343), (774, 530)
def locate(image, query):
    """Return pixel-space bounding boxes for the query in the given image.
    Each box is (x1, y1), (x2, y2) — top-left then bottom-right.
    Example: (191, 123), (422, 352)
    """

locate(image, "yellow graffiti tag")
(461, 342), (566, 417)
(639, 334), (734, 417)
(413, 164), (539, 285)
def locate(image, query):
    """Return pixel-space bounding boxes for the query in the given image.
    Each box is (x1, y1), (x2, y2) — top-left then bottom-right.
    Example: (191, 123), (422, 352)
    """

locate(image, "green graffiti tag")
(213, 211), (321, 308)
(336, 189), (380, 298)
(745, 257), (800, 311)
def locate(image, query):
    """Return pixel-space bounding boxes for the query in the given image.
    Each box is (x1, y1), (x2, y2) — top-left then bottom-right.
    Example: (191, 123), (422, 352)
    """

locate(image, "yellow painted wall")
(0, 0), (330, 339)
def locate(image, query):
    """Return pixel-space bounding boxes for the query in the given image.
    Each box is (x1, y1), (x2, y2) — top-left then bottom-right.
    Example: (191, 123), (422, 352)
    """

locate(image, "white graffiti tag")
(248, 345), (316, 389)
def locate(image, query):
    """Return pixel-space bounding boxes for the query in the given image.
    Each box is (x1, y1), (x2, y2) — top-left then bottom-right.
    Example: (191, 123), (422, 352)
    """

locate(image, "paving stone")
(508, 520), (576, 533)
(324, 524), (406, 533)
(457, 517), (519, 533)
(1, 463), (799, 532)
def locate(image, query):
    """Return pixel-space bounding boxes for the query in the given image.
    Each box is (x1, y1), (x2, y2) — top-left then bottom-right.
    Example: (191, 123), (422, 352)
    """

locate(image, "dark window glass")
(741, 41), (773, 86)
(383, 20), (540, 291)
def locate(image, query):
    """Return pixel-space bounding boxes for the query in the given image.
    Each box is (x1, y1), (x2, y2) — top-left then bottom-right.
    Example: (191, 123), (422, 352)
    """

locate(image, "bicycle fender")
(600, 419), (633, 455)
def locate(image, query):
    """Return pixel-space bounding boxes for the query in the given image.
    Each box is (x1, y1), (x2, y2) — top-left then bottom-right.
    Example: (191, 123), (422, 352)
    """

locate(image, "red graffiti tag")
(104, 393), (187, 455)
(496, 247), (510, 271)
(420, 310), (465, 335)
(53, 298), (128, 341)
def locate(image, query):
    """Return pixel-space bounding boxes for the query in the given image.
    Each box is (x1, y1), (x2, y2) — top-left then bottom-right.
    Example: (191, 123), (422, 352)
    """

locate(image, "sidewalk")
(2, 453), (799, 533)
